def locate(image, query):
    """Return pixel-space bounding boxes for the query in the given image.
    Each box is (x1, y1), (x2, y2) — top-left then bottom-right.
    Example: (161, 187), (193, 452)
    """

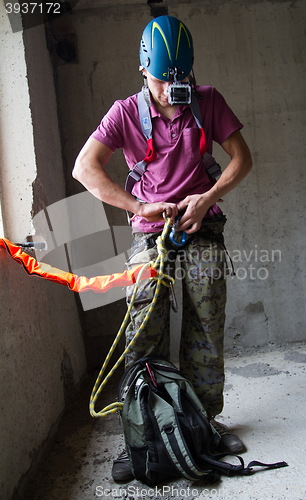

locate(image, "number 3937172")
(5, 2), (61, 15)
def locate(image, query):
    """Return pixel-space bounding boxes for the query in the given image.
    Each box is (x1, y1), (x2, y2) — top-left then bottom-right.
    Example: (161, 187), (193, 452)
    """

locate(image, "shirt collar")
(150, 101), (190, 119)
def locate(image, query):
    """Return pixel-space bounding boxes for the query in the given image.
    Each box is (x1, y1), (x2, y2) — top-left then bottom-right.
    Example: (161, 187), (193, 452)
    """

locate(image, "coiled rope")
(89, 217), (173, 418)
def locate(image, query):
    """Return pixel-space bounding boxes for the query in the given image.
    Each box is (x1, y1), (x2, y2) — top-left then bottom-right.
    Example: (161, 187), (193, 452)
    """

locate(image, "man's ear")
(139, 66), (147, 78)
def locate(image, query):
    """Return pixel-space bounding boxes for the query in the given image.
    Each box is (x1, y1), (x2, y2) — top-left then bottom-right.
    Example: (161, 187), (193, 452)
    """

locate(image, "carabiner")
(168, 215), (188, 248)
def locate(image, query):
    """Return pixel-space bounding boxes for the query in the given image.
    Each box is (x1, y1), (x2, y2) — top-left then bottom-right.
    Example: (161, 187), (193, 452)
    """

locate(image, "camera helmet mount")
(166, 67), (192, 105)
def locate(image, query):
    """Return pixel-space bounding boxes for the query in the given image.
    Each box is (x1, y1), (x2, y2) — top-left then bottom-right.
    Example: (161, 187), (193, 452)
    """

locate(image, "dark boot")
(210, 419), (247, 454)
(111, 449), (134, 482)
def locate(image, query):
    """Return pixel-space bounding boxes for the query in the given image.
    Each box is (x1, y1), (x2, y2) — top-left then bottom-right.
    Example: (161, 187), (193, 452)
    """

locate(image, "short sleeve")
(211, 88), (243, 144)
(91, 100), (124, 151)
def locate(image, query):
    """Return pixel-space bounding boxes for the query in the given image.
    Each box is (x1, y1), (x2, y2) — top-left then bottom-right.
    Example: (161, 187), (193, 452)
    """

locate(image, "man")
(73, 15), (252, 482)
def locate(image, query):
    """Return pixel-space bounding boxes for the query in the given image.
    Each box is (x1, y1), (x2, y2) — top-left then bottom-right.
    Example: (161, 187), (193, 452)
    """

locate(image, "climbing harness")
(124, 88), (156, 214)
(89, 218), (174, 418)
(125, 87), (222, 204)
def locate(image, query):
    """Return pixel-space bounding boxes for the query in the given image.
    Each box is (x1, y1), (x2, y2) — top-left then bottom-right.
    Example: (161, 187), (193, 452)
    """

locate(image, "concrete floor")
(22, 342), (306, 500)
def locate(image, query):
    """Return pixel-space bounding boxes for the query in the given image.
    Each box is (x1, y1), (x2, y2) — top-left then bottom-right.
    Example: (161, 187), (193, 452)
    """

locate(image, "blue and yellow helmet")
(140, 15), (194, 82)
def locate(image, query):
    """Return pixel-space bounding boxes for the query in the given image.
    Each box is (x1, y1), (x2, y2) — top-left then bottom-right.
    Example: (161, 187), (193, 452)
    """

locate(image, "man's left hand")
(176, 193), (214, 234)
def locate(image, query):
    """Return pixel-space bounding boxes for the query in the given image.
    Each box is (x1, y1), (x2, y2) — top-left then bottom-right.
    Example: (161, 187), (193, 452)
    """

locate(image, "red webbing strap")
(199, 126), (207, 156)
(190, 90), (207, 156)
(143, 138), (157, 163)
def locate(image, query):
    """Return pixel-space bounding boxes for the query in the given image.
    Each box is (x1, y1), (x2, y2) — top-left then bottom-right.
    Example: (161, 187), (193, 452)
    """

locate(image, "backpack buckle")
(145, 362), (158, 388)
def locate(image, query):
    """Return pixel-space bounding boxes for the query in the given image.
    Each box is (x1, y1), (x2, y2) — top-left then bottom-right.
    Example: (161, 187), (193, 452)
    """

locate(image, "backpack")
(118, 356), (287, 486)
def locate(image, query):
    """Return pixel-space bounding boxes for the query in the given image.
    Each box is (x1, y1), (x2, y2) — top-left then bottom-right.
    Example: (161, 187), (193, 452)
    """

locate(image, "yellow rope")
(89, 218), (173, 418)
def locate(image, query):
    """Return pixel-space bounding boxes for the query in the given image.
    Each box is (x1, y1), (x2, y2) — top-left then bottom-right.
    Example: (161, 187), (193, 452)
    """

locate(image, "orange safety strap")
(0, 238), (157, 293)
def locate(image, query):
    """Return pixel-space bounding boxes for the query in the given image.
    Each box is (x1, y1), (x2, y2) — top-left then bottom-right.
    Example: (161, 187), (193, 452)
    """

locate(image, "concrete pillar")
(0, 7), (87, 500)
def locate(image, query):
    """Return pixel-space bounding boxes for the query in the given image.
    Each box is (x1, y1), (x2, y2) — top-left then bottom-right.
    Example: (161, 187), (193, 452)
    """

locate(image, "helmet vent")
(141, 40), (147, 53)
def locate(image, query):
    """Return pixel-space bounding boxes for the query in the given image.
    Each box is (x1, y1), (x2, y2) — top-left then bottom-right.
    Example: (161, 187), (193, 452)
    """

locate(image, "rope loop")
(89, 217), (173, 418)
(151, 271), (174, 288)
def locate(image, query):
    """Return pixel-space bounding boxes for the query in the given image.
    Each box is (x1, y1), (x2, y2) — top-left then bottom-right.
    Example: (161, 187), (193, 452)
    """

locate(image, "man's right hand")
(136, 201), (178, 223)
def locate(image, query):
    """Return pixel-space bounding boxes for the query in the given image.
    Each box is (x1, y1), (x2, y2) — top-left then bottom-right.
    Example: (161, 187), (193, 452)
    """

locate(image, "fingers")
(162, 203), (178, 221)
(176, 207), (200, 234)
(176, 199), (188, 213)
(178, 217), (198, 234)
(139, 202), (178, 222)
(176, 195), (205, 233)
(182, 222), (200, 234)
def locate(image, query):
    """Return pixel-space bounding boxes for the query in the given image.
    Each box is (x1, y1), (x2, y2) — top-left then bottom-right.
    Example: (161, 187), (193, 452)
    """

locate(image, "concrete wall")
(53, 0), (306, 357)
(0, 8), (87, 500)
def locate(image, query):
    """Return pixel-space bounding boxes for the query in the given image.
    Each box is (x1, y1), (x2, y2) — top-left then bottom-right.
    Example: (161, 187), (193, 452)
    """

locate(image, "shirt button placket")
(170, 122), (176, 141)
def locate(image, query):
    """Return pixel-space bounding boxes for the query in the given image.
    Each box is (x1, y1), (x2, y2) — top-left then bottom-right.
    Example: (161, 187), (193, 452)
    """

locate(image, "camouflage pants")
(125, 215), (227, 418)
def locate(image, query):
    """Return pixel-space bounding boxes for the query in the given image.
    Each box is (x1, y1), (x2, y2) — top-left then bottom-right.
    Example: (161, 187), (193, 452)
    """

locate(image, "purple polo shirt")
(91, 86), (243, 232)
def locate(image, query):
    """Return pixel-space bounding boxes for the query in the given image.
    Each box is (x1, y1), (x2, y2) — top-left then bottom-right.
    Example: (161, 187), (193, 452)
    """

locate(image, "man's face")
(144, 70), (173, 108)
